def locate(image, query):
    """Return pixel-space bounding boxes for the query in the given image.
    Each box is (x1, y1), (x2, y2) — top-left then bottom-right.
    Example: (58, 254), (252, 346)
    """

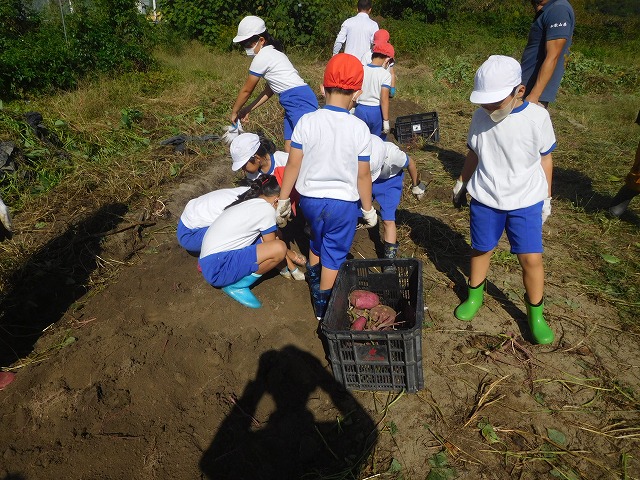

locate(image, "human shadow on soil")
(422, 144), (466, 180)
(553, 167), (640, 225)
(1, 474), (26, 480)
(396, 209), (535, 341)
(200, 345), (378, 480)
(0, 203), (129, 367)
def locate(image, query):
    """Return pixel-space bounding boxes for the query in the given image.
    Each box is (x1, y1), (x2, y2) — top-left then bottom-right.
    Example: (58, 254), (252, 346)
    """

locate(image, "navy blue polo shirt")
(521, 0), (575, 103)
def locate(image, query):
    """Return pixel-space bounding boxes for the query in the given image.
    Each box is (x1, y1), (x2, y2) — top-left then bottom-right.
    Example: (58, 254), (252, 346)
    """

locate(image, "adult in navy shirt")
(521, 0), (575, 107)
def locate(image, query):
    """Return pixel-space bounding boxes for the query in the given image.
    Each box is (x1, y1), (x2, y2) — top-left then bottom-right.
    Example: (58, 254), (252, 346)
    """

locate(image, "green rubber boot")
(525, 296), (554, 344)
(454, 280), (485, 321)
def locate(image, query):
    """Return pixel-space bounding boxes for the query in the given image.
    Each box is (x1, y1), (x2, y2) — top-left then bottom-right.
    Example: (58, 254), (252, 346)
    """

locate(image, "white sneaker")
(279, 267), (292, 279)
(290, 267), (306, 281)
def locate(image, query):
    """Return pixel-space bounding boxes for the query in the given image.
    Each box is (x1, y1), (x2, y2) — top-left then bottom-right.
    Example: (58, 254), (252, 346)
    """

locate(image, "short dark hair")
(357, 0), (372, 11)
(324, 86), (358, 96)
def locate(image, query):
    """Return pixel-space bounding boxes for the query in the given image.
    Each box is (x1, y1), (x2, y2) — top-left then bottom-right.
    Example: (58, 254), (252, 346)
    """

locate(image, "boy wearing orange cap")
(276, 53), (376, 320)
(355, 42), (394, 139)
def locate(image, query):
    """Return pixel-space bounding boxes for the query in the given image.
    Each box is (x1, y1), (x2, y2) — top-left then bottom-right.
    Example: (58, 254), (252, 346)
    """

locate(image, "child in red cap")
(276, 53), (376, 320)
(355, 42), (394, 139)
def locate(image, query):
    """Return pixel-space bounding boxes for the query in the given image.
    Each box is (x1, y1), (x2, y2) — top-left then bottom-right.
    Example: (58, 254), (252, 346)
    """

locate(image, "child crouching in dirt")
(367, 134), (426, 265)
(199, 175), (287, 308)
(177, 186), (249, 255)
(229, 133), (307, 280)
(453, 55), (556, 344)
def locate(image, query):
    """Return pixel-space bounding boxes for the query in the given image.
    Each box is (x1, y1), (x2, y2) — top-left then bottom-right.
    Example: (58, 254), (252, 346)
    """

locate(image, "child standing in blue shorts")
(453, 55), (556, 344)
(355, 42), (394, 139)
(199, 176), (287, 309)
(231, 16), (319, 153)
(368, 134), (426, 262)
(276, 53), (376, 320)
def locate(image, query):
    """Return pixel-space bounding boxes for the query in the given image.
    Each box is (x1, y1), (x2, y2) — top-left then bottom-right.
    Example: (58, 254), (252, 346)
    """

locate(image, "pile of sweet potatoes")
(347, 290), (402, 331)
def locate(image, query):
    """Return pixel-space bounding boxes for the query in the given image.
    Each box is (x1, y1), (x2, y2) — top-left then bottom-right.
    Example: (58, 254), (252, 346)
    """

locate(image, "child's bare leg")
(319, 267), (338, 291)
(383, 220), (397, 244)
(517, 253), (544, 303)
(284, 139), (291, 153)
(308, 250), (320, 267)
(469, 249), (493, 286)
(255, 240), (287, 274)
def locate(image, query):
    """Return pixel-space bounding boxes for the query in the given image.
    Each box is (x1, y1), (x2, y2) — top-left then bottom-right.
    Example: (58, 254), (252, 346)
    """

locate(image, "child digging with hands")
(453, 55), (555, 344)
(199, 175), (287, 308)
(277, 53), (376, 320)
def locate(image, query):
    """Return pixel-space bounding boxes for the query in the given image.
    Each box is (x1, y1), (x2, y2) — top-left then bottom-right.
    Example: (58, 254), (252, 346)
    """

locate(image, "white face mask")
(483, 94), (519, 123)
(245, 46), (256, 57)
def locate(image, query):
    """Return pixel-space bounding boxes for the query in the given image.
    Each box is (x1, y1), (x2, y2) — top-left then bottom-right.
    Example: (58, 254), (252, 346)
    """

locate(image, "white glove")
(452, 179), (468, 208)
(542, 197), (551, 224)
(221, 119), (243, 145)
(276, 215), (289, 228)
(0, 197), (13, 240)
(411, 182), (426, 201)
(276, 198), (291, 222)
(383, 120), (390, 134)
(360, 207), (378, 228)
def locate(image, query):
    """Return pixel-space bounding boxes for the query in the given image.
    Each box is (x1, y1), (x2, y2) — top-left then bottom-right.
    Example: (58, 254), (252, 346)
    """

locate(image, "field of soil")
(1, 100), (639, 480)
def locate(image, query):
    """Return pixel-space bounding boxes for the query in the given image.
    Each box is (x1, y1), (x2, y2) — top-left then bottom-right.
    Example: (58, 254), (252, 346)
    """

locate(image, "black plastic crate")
(321, 259), (424, 393)
(393, 112), (440, 143)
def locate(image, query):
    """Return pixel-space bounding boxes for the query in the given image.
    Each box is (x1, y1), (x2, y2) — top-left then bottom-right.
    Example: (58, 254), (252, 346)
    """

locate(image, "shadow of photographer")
(200, 345), (378, 480)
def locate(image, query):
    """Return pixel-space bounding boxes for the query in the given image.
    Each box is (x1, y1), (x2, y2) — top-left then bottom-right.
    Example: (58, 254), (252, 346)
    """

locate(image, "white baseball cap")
(230, 133), (260, 171)
(470, 55), (522, 104)
(233, 16), (266, 43)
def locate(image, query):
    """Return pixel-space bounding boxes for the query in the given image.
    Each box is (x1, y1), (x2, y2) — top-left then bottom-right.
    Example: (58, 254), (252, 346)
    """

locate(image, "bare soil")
(1, 100), (639, 480)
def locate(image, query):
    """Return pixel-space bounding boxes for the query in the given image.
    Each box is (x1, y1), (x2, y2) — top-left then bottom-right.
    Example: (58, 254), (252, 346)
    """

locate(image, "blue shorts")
(199, 245), (258, 287)
(299, 196), (358, 271)
(176, 219), (207, 254)
(279, 85), (318, 141)
(372, 172), (404, 221)
(354, 104), (385, 139)
(470, 199), (543, 254)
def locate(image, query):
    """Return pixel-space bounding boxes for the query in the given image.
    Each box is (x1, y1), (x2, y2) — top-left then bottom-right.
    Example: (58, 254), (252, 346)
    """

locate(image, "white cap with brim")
(230, 133), (260, 171)
(470, 55), (522, 104)
(233, 16), (267, 43)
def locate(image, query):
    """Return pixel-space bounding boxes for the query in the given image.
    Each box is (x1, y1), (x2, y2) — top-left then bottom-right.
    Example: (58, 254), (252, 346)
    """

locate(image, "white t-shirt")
(369, 135), (408, 181)
(249, 45), (307, 95)
(290, 106), (371, 201)
(200, 198), (277, 258)
(334, 12), (379, 61)
(357, 64), (392, 106)
(246, 151), (288, 181)
(466, 101), (556, 210)
(180, 186), (249, 230)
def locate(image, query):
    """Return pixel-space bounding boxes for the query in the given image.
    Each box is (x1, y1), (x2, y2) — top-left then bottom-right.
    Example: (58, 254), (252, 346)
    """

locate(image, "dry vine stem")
(464, 374), (511, 427)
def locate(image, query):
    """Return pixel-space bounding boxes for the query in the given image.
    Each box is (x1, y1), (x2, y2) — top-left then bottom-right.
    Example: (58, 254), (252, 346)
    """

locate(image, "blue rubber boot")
(305, 262), (321, 292)
(222, 273), (262, 308)
(312, 288), (332, 321)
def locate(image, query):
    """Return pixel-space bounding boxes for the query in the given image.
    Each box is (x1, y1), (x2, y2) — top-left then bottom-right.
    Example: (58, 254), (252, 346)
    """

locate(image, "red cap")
(324, 53), (364, 90)
(373, 42), (394, 58)
(373, 29), (390, 44)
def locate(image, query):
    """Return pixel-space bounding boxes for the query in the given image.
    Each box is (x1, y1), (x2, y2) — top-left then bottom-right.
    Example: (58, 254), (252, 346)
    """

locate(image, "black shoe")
(609, 186), (638, 217)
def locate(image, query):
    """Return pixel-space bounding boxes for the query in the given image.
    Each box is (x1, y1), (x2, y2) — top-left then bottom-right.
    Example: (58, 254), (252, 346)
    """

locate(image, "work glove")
(276, 198), (291, 226)
(542, 197), (552, 224)
(221, 119), (243, 145)
(411, 182), (427, 201)
(452, 179), (468, 208)
(383, 120), (390, 134)
(0, 197), (13, 241)
(276, 215), (289, 228)
(360, 207), (378, 229)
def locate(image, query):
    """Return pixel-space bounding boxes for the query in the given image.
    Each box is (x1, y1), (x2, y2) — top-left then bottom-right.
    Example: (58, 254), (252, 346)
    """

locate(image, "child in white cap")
(367, 134), (426, 266)
(199, 175), (287, 308)
(229, 133), (307, 280)
(452, 55), (556, 345)
(276, 53), (376, 320)
(355, 41), (394, 139)
(231, 16), (318, 153)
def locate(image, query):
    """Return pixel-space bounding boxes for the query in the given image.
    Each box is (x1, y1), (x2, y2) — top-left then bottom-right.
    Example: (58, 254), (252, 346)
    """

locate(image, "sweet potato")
(351, 316), (367, 331)
(349, 290), (380, 309)
(368, 304), (399, 330)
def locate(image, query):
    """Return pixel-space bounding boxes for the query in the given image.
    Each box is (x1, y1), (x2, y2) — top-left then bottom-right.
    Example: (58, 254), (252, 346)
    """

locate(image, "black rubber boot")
(383, 241), (398, 272)
(312, 288), (332, 321)
(609, 185), (639, 217)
